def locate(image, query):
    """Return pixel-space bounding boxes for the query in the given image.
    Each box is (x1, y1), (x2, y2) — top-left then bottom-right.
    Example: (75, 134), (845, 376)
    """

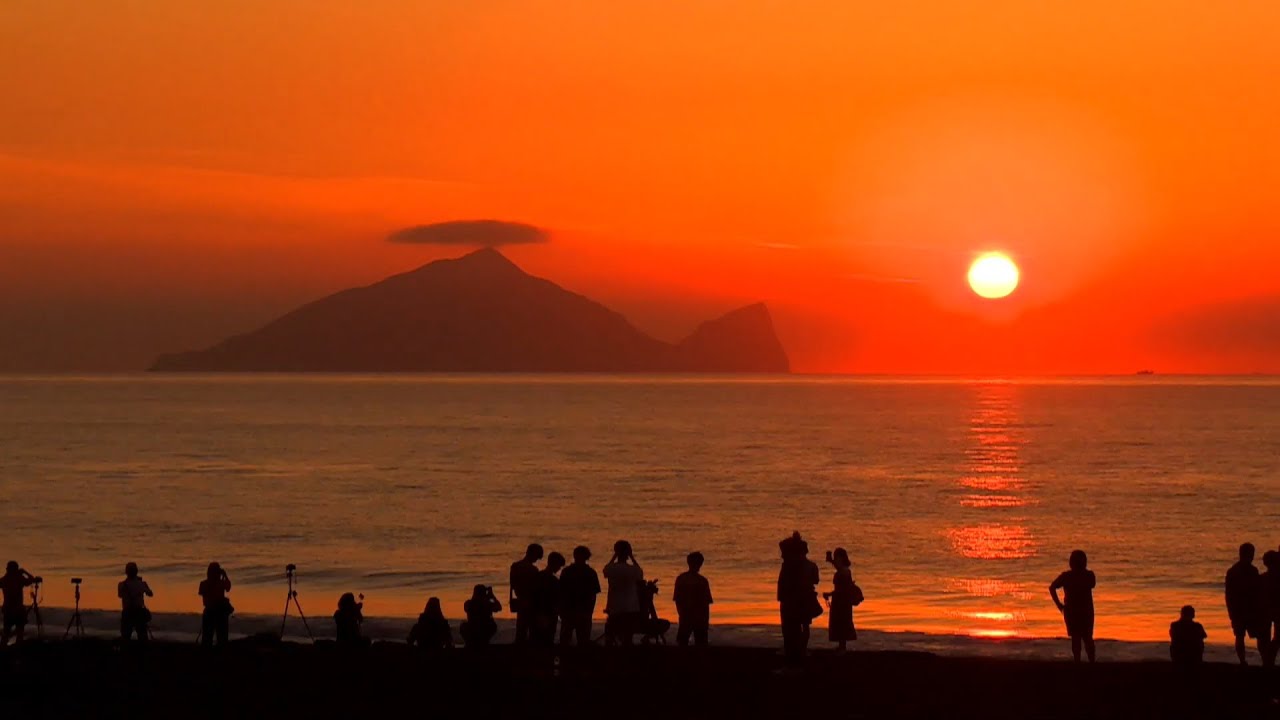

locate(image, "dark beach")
(4, 638), (1279, 719)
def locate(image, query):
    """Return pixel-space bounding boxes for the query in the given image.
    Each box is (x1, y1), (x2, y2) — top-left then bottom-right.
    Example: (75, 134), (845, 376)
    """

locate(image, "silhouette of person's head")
(425, 597), (443, 619)
(573, 546), (591, 564)
(206, 562), (222, 581)
(614, 540), (633, 561)
(547, 552), (566, 574)
(780, 532), (809, 561)
(1180, 605), (1195, 621)
(525, 544), (544, 562)
(338, 592), (360, 613)
(1240, 543), (1256, 563)
(471, 584), (489, 602)
(831, 548), (851, 568)
(1069, 550), (1088, 571)
(125, 562), (139, 578)
(687, 552), (705, 572)
(1263, 550), (1280, 572)
(5, 561), (17, 575)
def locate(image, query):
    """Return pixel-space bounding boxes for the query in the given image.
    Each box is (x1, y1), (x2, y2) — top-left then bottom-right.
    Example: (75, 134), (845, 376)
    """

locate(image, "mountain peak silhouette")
(151, 251), (790, 373)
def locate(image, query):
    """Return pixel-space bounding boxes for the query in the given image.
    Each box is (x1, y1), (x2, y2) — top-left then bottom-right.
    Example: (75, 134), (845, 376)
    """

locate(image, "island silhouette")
(150, 248), (790, 373)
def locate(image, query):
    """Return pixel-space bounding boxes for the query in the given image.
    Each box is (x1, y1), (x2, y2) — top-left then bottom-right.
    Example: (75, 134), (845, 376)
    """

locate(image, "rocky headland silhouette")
(151, 248), (790, 373)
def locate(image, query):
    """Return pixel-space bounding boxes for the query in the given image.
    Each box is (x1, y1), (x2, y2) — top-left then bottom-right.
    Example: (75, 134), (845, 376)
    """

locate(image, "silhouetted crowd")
(5, 536), (1280, 668)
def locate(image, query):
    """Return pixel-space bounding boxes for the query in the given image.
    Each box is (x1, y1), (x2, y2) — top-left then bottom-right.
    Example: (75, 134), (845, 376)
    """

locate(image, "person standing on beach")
(509, 543), (543, 645)
(1225, 542), (1265, 665)
(1049, 550), (1096, 663)
(198, 562), (233, 649)
(558, 546), (600, 647)
(673, 552), (713, 647)
(823, 548), (861, 655)
(603, 540), (644, 645)
(777, 532), (821, 667)
(117, 562), (154, 644)
(1260, 551), (1280, 667)
(0, 561), (36, 646)
(531, 551), (565, 646)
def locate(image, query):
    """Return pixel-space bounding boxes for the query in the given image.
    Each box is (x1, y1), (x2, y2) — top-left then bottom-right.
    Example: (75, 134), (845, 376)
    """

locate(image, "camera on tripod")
(71, 577), (82, 585)
(286, 564), (297, 574)
(32, 576), (42, 584)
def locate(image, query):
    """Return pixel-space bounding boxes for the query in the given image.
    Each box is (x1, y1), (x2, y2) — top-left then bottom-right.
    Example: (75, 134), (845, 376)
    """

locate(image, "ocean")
(2, 375), (1277, 659)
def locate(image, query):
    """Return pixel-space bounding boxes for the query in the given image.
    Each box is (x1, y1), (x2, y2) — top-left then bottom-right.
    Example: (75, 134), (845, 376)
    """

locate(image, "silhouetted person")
(824, 548), (862, 654)
(117, 562), (153, 643)
(333, 593), (366, 647)
(531, 551), (565, 646)
(1169, 605), (1206, 665)
(407, 597), (453, 649)
(777, 532), (821, 667)
(1050, 550), (1096, 663)
(198, 562), (233, 648)
(461, 584), (502, 647)
(1261, 551), (1280, 667)
(559, 546), (600, 647)
(509, 543), (543, 645)
(1225, 542), (1265, 665)
(0, 561), (35, 646)
(637, 579), (671, 643)
(603, 540), (644, 646)
(673, 552), (713, 647)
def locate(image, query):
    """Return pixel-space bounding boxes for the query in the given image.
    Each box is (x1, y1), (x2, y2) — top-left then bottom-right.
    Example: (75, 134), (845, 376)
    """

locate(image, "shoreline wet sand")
(3, 638), (1279, 719)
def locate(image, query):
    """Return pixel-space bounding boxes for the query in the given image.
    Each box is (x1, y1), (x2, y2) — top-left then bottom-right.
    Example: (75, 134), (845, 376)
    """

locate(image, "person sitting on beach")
(407, 597), (453, 649)
(777, 532), (821, 668)
(333, 592), (366, 647)
(673, 552), (713, 647)
(636, 580), (672, 643)
(823, 548), (862, 655)
(1225, 542), (1265, 665)
(603, 540), (644, 646)
(117, 562), (154, 644)
(198, 562), (233, 649)
(1261, 551), (1280, 667)
(1169, 605), (1206, 665)
(531, 551), (565, 647)
(461, 584), (502, 647)
(1049, 550), (1096, 663)
(509, 543), (543, 645)
(0, 561), (36, 647)
(558, 546), (600, 647)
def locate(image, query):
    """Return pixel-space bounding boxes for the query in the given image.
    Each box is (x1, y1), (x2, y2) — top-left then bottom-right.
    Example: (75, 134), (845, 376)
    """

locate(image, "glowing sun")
(968, 252), (1020, 299)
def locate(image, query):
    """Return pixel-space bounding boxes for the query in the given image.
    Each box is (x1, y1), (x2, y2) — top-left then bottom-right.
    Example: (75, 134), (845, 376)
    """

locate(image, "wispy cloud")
(387, 220), (549, 246)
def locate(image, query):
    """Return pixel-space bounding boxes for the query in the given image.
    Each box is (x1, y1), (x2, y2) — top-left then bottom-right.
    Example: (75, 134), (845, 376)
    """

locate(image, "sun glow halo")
(967, 253), (1020, 299)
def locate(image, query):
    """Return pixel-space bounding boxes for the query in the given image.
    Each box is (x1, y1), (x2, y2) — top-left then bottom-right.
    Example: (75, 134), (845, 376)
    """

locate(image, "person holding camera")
(118, 562), (154, 643)
(823, 548), (862, 654)
(603, 540), (644, 645)
(0, 561), (36, 646)
(333, 592), (366, 647)
(198, 562), (234, 648)
(461, 584), (502, 647)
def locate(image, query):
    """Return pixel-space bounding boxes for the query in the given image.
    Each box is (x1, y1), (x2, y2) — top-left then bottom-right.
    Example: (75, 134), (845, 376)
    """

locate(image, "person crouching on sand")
(1169, 605), (1206, 665)
(461, 584), (501, 647)
(407, 597), (453, 649)
(333, 592), (366, 647)
(1049, 550), (1096, 663)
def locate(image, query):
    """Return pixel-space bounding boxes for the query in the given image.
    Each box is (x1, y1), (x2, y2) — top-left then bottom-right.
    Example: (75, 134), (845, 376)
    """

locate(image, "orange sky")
(2, 1), (1279, 372)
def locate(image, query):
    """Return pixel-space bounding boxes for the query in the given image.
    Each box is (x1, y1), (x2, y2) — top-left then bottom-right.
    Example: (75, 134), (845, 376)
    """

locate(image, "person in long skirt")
(824, 548), (858, 654)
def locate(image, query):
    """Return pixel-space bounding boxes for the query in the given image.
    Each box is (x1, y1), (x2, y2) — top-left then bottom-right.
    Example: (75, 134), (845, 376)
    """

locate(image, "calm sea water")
(1, 375), (1277, 654)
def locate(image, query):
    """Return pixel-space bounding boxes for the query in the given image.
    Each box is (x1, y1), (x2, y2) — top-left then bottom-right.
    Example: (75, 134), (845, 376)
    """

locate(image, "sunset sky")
(2, 1), (1278, 373)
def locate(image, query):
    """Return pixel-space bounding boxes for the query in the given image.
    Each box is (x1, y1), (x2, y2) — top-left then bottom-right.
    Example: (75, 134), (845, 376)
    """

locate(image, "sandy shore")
(3, 636), (1279, 719)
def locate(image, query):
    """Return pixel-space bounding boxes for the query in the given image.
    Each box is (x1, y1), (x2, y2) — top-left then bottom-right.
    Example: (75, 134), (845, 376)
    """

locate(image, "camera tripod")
(279, 565), (315, 642)
(64, 580), (84, 640)
(26, 580), (43, 638)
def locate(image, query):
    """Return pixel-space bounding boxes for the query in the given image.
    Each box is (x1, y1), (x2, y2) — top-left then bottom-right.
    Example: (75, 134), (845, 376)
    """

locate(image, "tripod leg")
(292, 596), (315, 642)
(281, 594), (292, 638)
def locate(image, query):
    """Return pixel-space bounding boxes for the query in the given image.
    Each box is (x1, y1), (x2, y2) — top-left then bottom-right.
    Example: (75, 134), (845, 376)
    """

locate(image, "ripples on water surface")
(1, 375), (1277, 650)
